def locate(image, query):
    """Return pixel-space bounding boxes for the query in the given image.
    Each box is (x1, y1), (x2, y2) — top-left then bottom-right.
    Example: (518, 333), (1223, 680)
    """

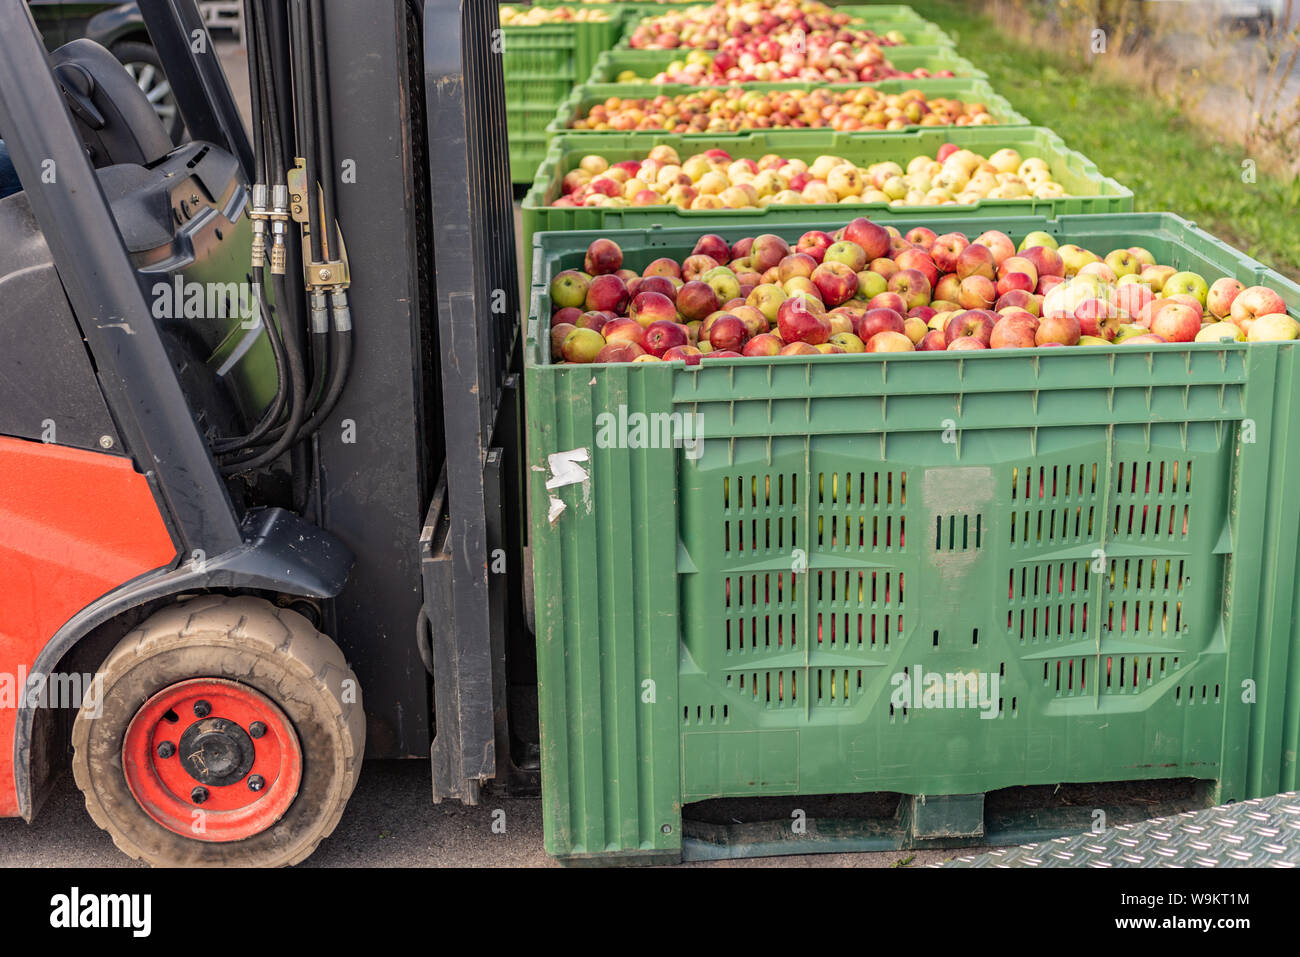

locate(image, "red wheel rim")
(122, 678), (302, 842)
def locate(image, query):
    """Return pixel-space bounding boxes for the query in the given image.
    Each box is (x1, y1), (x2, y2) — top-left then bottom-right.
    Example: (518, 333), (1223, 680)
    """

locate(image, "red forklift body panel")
(0, 436), (176, 815)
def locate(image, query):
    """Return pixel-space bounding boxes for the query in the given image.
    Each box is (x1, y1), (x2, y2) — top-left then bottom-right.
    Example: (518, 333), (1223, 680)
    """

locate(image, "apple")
(1076, 261), (1117, 284)
(741, 332), (784, 357)
(796, 230), (834, 263)
(947, 337), (988, 351)
(747, 283), (787, 323)
(843, 218), (891, 260)
(997, 271), (1036, 296)
(1248, 312), (1300, 341)
(644, 257), (681, 280)
(1206, 278), (1245, 319)
(903, 316), (929, 344)
(813, 261), (860, 307)
(825, 241), (868, 273)
(562, 327), (605, 363)
(895, 248), (939, 289)
(752, 233), (793, 272)
(595, 341), (644, 364)
(1195, 321), (1245, 343)
(867, 292), (908, 315)
(662, 344), (702, 365)
(830, 332), (866, 353)
(867, 331), (915, 353)
(1058, 244), (1100, 276)
(1036, 313), (1080, 346)
(1163, 271), (1209, 307)
(870, 257), (901, 279)
(1120, 333), (1168, 345)
(602, 316), (646, 347)
(946, 310), (996, 346)
(629, 291), (677, 327)
(1017, 230), (1058, 251)
(1113, 322), (1148, 343)
(585, 238), (623, 276)
(551, 322), (576, 360)
(1128, 247), (1157, 266)
(732, 304), (769, 339)
(1073, 298), (1120, 340)
(955, 243), (997, 280)
(931, 232), (970, 274)
(779, 253), (818, 282)
(886, 268), (930, 311)
(702, 266), (742, 303)
(575, 310), (610, 331)
(1164, 294), (1204, 322)
(995, 289), (1039, 316)
(1114, 281), (1154, 319)
(551, 306), (583, 329)
(958, 275), (997, 310)
(1140, 264), (1176, 292)
(1103, 248), (1141, 279)
(703, 350), (743, 360)
(975, 230), (1015, 266)
(708, 314), (749, 352)
(677, 280), (722, 321)
(550, 270), (590, 310)
(905, 226), (937, 251)
(692, 233), (731, 265)
(989, 316), (1038, 349)
(856, 307), (906, 341)
(857, 270), (888, 301)
(777, 297), (832, 345)
(682, 254), (720, 282)
(933, 273), (962, 303)
(584, 274), (629, 314)
(1150, 302), (1201, 342)
(1037, 274), (1065, 297)
(919, 329), (948, 351)
(643, 320), (689, 357)
(1230, 285), (1288, 326)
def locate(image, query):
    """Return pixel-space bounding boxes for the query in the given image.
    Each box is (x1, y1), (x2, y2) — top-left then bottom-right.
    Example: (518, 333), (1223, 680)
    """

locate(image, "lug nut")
(157, 741), (175, 759)
(249, 721), (267, 739)
(193, 700), (211, 718)
(191, 787), (209, 804)
(248, 775), (265, 792)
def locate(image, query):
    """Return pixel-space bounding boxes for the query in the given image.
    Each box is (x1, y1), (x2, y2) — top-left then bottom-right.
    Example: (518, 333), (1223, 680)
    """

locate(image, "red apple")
(933, 273), (961, 303)
(779, 253), (819, 282)
(958, 275), (997, 310)
(1150, 302), (1201, 342)
(866, 292), (907, 315)
(812, 261), (859, 307)
(918, 329), (948, 351)
(584, 274), (629, 314)
(867, 331), (915, 353)
(995, 289), (1037, 315)
(1035, 313), (1081, 346)
(796, 230), (834, 263)
(869, 257), (900, 279)
(677, 280), (721, 321)
(595, 341), (644, 363)
(662, 344), (702, 365)
(945, 309), (996, 346)
(585, 238), (623, 276)
(1021, 245), (1065, 280)
(856, 307), (906, 341)
(888, 268), (932, 311)
(682, 254), (720, 282)
(602, 316), (646, 347)
(895, 248), (939, 289)
(644, 257), (681, 280)
(551, 305), (583, 328)
(989, 317), (1038, 349)
(692, 233), (731, 265)
(1206, 277), (1244, 319)
(752, 233), (793, 272)
(643, 320), (689, 357)
(975, 230), (1015, 266)
(1229, 285), (1287, 326)
(931, 232), (970, 273)
(904, 226), (937, 251)
(1114, 282), (1154, 319)
(742, 333), (783, 357)
(551, 322), (576, 360)
(947, 337), (988, 351)
(777, 297), (832, 344)
(708, 314), (749, 352)
(955, 243), (997, 281)
(629, 290), (677, 327)
(997, 271), (1036, 296)
(843, 217), (891, 260)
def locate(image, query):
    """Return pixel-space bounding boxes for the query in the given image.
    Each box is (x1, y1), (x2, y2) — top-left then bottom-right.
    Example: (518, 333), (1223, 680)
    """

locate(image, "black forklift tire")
(111, 39), (184, 142)
(71, 595), (365, 867)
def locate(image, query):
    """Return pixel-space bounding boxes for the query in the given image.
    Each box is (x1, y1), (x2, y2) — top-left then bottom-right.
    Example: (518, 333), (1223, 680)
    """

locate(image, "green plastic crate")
(501, 5), (629, 183)
(526, 211), (1300, 861)
(521, 125), (1127, 280)
(586, 45), (986, 84)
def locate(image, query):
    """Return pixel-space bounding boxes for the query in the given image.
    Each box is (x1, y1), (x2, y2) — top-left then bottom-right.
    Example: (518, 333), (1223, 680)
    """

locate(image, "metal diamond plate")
(941, 792), (1300, 867)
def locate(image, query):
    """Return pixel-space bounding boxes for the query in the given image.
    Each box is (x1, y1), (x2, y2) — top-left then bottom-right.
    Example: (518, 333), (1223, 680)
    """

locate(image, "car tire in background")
(111, 39), (184, 142)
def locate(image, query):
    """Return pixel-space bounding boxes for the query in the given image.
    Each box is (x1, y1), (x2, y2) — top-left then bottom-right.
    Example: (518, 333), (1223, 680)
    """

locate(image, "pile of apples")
(547, 218), (1299, 365)
(569, 87), (991, 134)
(552, 145), (1064, 211)
(612, 47), (952, 86)
(499, 5), (612, 25)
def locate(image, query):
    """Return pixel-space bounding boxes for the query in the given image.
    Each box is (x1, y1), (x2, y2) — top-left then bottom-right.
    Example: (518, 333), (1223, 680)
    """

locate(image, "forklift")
(0, 0), (531, 865)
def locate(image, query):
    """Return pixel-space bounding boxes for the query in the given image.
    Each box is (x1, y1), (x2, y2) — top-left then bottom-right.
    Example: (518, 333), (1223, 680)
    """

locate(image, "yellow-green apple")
(629, 290), (677, 327)
(975, 230), (1015, 266)
(631, 354), (662, 363)
(867, 330), (915, 352)
(563, 328), (607, 362)
(1112, 322), (1147, 342)
(747, 283), (787, 323)
(643, 320), (690, 356)
(677, 280), (720, 321)
(1058, 244), (1100, 276)
(815, 343), (847, 355)
(584, 238), (623, 275)
(1247, 312), (1300, 341)
(990, 316), (1037, 349)
(1036, 313), (1080, 345)
(1150, 302), (1201, 342)
(1078, 335), (1112, 346)
(1139, 264), (1175, 292)
(1163, 271), (1208, 306)
(831, 331), (865, 353)
(825, 241), (868, 273)
(603, 317), (646, 347)
(995, 289), (1037, 315)
(856, 307), (906, 341)
(956, 243), (997, 280)
(595, 341), (644, 363)
(585, 274), (629, 314)
(958, 275), (997, 310)
(903, 317), (928, 344)
(708, 314), (749, 352)
(779, 341), (819, 356)
(1018, 230), (1058, 251)
(779, 253), (818, 282)
(888, 268), (932, 310)
(1103, 248), (1141, 278)
(946, 309), (996, 346)
(867, 292), (908, 314)
(777, 298), (831, 344)
(1195, 321), (1244, 343)
(1120, 333), (1167, 345)
(930, 300), (961, 314)
(550, 270), (590, 310)
(826, 310), (856, 336)
(857, 271), (888, 300)
(732, 304), (769, 338)
(702, 266), (741, 303)
(751, 234), (792, 272)
(1206, 278), (1244, 319)
(931, 232), (970, 273)
(662, 344), (701, 365)
(1230, 285), (1287, 326)
(796, 230), (834, 263)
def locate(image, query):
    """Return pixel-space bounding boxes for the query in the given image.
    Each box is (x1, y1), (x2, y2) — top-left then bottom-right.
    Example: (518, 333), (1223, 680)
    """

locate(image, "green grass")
(896, 0), (1300, 278)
